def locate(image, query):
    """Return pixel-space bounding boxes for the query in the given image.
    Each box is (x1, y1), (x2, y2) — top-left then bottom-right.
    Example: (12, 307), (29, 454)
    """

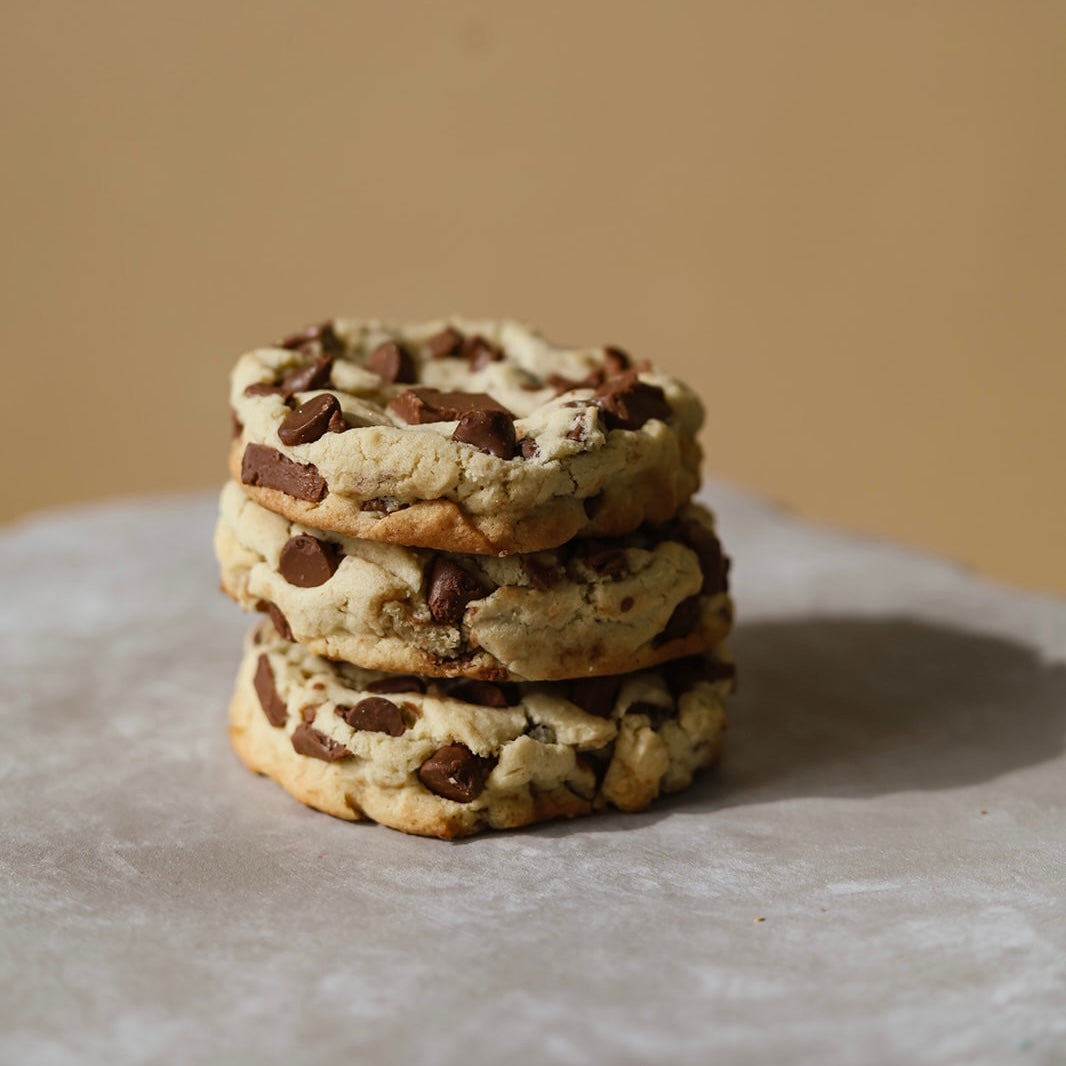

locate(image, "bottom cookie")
(229, 620), (733, 838)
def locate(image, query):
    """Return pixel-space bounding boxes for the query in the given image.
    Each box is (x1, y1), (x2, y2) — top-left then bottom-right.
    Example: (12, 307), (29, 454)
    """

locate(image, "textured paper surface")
(2, 485), (1064, 1066)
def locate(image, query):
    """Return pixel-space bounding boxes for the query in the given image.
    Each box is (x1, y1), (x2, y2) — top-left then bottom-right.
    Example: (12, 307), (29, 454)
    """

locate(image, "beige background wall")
(2, 2), (1063, 594)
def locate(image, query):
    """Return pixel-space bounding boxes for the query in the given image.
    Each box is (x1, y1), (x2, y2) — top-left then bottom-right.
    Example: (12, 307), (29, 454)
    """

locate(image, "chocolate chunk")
(360, 497), (407, 514)
(366, 675), (427, 695)
(252, 654), (287, 728)
(524, 556), (561, 591)
(425, 557), (489, 625)
(231, 409), (243, 439)
(546, 373), (581, 396)
(426, 327), (464, 358)
(583, 494), (604, 519)
(449, 680), (520, 707)
(654, 595), (702, 646)
(263, 602), (294, 642)
(620, 596), (634, 613)
(335, 697), (406, 737)
(281, 355), (334, 396)
(388, 387), (515, 425)
(277, 321), (342, 354)
(566, 417), (587, 442)
(626, 700), (672, 730)
(277, 393), (342, 446)
(592, 372), (671, 430)
(463, 334), (503, 370)
(679, 520), (730, 594)
(291, 722), (351, 762)
(241, 444), (328, 501)
(451, 409), (517, 460)
(665, 656), (737, 699)
(300, 704), (319, 723)
(367, 340), (416, 384)
(569, 676), (622, 719)
(603, 346), (631, 375)
(418, 744), (490, 803)
(518, 437), (539, 460)
(581, 543), (629, 578)
(244, 382), (287, 398)
(279, 534), (341, 587)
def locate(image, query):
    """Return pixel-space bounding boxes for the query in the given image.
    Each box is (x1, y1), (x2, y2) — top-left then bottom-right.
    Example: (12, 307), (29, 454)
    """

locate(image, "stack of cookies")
(215, 318), (735, 838)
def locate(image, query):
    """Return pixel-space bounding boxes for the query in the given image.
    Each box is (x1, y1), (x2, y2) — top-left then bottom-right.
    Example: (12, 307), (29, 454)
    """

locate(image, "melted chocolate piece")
(335, 697), (406, 737)
(290, 722), (351, 762)
(583, 494), (604, 519)
(367, 341), (416, 384)
(620, 596), (634, 613)
(388, 387), (514, 425)
(449, 680), (520, 707)
(277, 321), (342, 354)
(569, 675), (622, 718)
(425, 557), (489, 625)
(278, 534), (341, 587)
(592, 372), (671, 430)
(665, 656), (737, 699)
(244, 382), (287, 398)
(241, 444), (328, 502)
(263, 602), (294, 642)
(463, 334), (503, 370)
(426, 327), (464, 358)
(366, 675), (427, 695)
(360, 497), (407, 514)
(625, 700), (672, 730)
(654, 595), (702, 646)
(252, 654), (287, 727)
(518, 437), (539, 460)
(417, 744), (490, 803)
(523, 556), (561, 591)
(281, 355), (334, 395)
(277, 393), (342, 446)
(451, 409), (517, 460)
(231, 409), (243, 439)
(678, 519), (730, 595)
(580, 543), (629, 578)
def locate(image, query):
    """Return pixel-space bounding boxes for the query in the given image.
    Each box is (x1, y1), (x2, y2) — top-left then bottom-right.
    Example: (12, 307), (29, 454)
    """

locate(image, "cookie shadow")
(681, 615), (1066, 809)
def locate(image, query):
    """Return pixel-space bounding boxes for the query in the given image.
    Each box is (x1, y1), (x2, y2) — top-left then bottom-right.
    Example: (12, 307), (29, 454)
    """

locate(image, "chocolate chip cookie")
(215, 482), (733, 681)
(229, 318), (703, 555)
(229, 618), (733, 838)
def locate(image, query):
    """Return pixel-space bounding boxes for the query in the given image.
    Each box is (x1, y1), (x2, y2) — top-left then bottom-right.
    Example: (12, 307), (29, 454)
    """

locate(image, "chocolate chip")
(626, 700), (672, 730)
(580, 543), (629, 578)
(366, 675), (427, 695)
(231, 409), (243, 439)
(566, 417), (587, 442)
(569, 676), (622, 719)
(388, 387), (515, 425)
(242, 444), (329, 501)
(620, 596), (634, 613)
(654, 595), (702, 646)
(335, 697), (406, 737)
(583, 494), (604, 519)
(252, 654), (287, 727)
(277, 321), (342, 354)
(281, 355), (334, 396)
(592, 372), (671, 430)
(518, 437), (539, 459)
(277, 393), (342, 446)
(278, 534), (341, 587)
(425, 557), (489, 625)
(263, 602), (294, 642)
(426, 327), (464, 358)
(417, 744), (490, 803)
(291, 722), (351, 762)
(523, 557), (561, 591)
(244, 382), (287, 398)
(449, 680), (520, 707)
(463, 334), (503, 370)
(451, 409), (517, 460)
(603, 346), (631, 375)
(367, 341), (416, 384)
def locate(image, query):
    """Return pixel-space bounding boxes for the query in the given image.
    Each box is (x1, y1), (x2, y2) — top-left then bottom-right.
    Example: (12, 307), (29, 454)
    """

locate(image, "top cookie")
(229, 318), (703, 555)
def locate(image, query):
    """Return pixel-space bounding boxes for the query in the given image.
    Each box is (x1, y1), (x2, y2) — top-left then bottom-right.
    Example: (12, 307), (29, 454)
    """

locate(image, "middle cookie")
(215, 481), (732, 682)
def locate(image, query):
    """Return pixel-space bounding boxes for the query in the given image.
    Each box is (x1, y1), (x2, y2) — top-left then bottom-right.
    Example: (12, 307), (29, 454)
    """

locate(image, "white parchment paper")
(1, 485), (1063, 1066)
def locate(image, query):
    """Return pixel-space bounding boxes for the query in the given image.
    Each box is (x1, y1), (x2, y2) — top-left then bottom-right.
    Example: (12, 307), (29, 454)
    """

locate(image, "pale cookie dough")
(229, 619), (733, 839)
(215, 482), (733, 681)
(229, 318), (703, 555)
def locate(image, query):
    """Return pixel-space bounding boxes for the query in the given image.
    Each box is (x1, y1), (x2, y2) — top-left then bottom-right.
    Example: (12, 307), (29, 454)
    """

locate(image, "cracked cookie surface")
(229, 318), (703, 555)
(229, 619), (733, 838)
(215, 482), (733, 681)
